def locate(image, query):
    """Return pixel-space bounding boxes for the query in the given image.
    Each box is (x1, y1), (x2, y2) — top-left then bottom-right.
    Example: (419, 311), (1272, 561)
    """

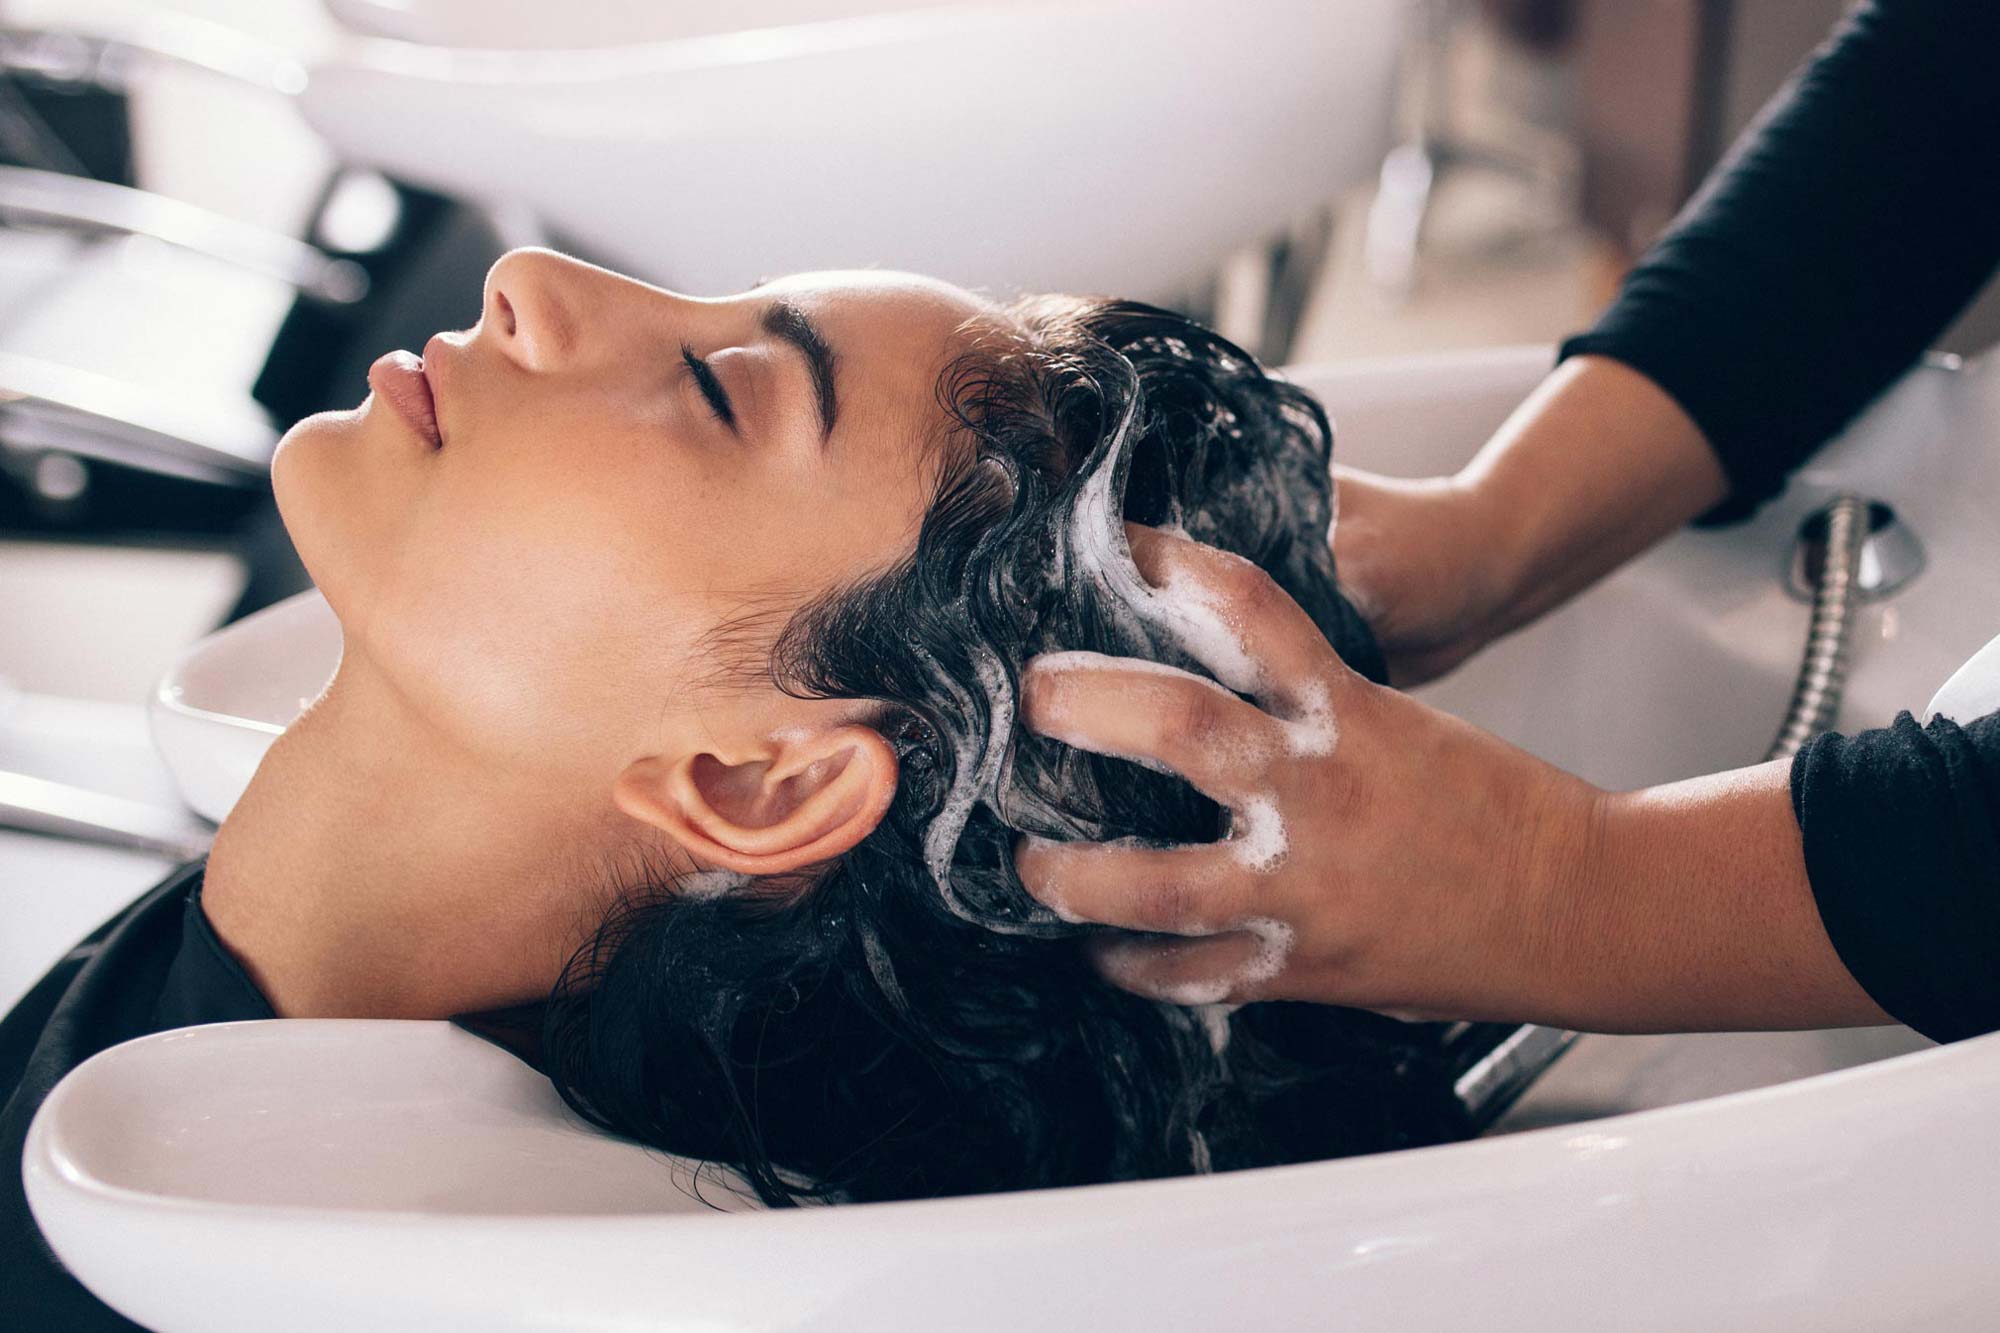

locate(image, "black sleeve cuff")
(1790, 709), (2000, 1042)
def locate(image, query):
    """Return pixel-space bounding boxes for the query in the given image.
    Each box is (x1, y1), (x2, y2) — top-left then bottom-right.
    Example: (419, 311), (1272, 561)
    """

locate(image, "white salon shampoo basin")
(148, 588), (339, 824)
(23, 1015), (2000, 1331)
(298, 0), (1402, 304)
(1928, 632), (2000, 724)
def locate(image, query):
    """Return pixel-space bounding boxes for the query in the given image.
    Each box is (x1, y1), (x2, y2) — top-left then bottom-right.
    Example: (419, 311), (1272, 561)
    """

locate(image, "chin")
(271, 404), (361, 488)
(269, 408), (370, 608)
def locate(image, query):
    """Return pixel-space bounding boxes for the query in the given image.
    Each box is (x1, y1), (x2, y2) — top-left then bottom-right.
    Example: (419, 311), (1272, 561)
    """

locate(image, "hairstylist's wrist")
(1431, 467), (1539, 642)
(1437, 457), (1579, 654)
(1530, 762), (1891, 1033)
(1448, 356), (1729, 648)
(1505, 780), (1620, 1026)
(1476, 765), (1615, 1025)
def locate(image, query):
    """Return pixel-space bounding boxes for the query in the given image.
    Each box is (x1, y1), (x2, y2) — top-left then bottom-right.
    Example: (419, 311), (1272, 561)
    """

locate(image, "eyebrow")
(761, 298), (839, 444)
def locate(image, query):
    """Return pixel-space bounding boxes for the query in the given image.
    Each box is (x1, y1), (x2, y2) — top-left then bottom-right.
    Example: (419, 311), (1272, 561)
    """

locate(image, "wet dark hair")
(539, 296), (1470, 1205)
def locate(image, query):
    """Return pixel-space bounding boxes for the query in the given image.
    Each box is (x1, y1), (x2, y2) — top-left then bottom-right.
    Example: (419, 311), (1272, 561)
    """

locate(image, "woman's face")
(273, 248), (992, 775)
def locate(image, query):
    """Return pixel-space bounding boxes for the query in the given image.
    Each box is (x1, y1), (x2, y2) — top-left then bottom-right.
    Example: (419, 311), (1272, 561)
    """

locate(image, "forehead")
(759, 271), (1000, 438)
(756, 270), (996, 352)
(758, 268), (990, 313)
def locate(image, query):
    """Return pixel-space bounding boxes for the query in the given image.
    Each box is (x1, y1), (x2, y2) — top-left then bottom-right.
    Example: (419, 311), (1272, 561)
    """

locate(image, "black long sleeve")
(1562, 0), (2000, 524)
(1793, 712), (2000, 1042)
(1558, 0), (2000, 1041)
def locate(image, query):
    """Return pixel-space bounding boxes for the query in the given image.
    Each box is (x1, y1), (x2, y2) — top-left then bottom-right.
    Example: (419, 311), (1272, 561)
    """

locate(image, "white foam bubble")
(1324, 420), (1341, 549)
(1074, 444), (1264, 697)
(1239, 916), (1294, 985)
(1283, 680), (1339, 758)
(1228, 794), (1288, 872)
(1143, 565), (1266, 697)
(679, 869), (749, 901)
(1196, 1002), (1237, 1057)
(919, 639), (1019, 925)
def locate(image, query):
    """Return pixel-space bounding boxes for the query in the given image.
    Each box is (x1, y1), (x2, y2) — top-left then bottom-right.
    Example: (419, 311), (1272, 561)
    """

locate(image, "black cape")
(2, 864), (269, 1329)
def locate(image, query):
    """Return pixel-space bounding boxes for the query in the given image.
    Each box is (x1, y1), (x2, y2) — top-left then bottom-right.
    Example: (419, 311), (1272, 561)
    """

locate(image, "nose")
(479, 247), (597, 372)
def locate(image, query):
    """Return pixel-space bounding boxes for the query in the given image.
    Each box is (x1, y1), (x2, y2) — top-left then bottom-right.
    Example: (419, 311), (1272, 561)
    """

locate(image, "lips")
(367, 349), (442, 450)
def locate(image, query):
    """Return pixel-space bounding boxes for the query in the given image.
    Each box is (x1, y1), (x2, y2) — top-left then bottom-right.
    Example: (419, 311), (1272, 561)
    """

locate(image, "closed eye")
(680, 342), (737, 433)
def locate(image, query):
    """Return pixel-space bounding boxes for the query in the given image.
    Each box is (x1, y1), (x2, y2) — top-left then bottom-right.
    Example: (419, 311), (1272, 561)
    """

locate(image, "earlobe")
(613, 724), (898, 877)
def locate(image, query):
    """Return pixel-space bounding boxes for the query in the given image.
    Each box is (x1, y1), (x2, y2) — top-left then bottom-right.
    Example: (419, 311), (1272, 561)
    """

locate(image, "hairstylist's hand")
(1329, 467), (1509, 687)
(1014, 523), (1600, 1021)
(1014, 524), (1890, 1033)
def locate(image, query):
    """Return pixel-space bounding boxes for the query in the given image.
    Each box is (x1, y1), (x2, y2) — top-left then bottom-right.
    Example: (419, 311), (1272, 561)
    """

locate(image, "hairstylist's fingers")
(1087, 929), (1283, 1006)
(1018, 651), (1286, 804)
(1122, 523), (1347, 719)
(1015, 836), (1253, 936)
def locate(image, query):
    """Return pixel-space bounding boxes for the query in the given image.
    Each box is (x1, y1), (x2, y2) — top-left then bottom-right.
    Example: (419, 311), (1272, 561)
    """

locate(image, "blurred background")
(4, 0), (1999, 710)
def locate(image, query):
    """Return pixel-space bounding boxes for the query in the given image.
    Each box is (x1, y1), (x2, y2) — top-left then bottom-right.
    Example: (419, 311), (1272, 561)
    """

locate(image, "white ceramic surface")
(298, 0), (1404, 303)
(148, 588), (340, 823)
(25, 1020), (2000, 1331)
(321, 0), (1015, 49)
(1929, 631), (2000, 725)
(50, 345), (2000, 1331)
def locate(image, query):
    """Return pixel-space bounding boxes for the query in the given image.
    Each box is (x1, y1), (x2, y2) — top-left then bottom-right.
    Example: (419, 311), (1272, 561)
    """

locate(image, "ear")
(612, 724), (899, 877)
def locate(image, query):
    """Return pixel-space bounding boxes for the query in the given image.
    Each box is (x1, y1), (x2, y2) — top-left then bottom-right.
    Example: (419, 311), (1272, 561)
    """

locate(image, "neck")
(202, 664), (632, 1019)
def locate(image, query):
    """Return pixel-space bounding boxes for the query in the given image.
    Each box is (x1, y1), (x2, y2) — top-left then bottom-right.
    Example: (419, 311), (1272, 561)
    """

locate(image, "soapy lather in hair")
(540, 297), (1470, 1206)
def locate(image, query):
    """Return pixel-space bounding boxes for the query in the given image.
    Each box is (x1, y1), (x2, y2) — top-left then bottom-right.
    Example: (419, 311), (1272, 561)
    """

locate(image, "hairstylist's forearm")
(1459, 355), (1729, 641)
(1540, 761), (1891, 1033)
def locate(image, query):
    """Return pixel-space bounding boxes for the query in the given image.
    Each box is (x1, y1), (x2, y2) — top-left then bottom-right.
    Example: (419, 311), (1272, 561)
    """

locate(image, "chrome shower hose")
(1766, 493), (1870, 762)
